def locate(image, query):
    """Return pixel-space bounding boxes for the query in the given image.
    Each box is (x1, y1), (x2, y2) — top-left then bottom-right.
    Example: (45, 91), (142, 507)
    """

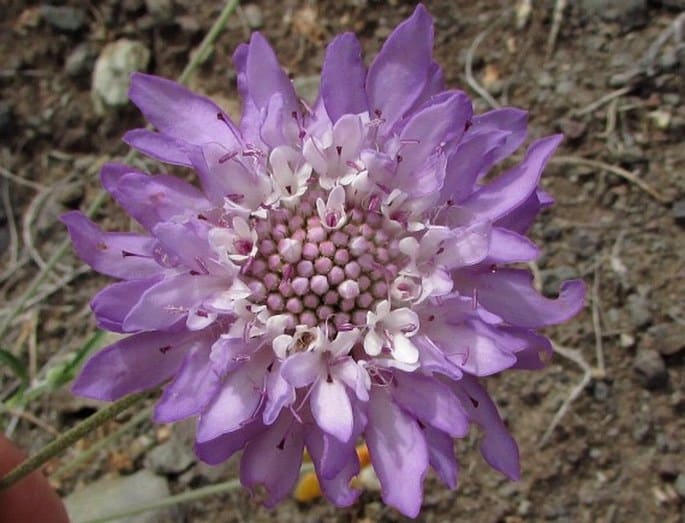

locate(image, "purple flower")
(63, 5), (584, 517)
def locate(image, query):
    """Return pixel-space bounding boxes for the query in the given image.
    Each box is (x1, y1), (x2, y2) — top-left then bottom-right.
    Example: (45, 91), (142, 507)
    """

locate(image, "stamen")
(219, 151), (238, 163)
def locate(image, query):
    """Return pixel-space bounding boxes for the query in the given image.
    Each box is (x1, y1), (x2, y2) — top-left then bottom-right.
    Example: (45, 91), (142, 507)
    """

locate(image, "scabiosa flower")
(62, 5), (585, 517)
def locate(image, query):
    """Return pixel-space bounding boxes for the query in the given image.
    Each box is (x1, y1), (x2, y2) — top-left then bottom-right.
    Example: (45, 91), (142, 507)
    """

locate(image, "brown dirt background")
(1, 1), (684, 522)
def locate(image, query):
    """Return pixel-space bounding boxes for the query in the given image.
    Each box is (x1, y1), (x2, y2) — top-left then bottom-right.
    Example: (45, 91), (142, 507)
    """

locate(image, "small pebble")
(41, 5), (86, 32)
(632, 349), (668, 389)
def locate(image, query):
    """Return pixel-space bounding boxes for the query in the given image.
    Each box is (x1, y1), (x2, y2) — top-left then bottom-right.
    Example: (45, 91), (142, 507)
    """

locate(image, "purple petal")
(421, 302), (518, 376)
(439, 129), (510, 205)
(497, 327), (553, 370)
(392, 371), (469, 437)
(457, 268), (586, 328)
(452, 376), (520, 480)
(413, 335), (464, 381)
(91, 278), (160, 333)
(424, 425), (458, 489)
(154, 340), (219, 422)
(366, 387), (428, 518)
(196, 362), (264, 442)
(321, 33), (368, 122)
(123, 129), (192, 166)
(394, 91), (472, 195)
(311, 379), (354, 443)
(128, 73), (240, 149)
(470, 108), (528, 171)
(188, 142), (270, 208)
(123, 274), (227, 332)
(61, 211), (160, 280)
(152, 220), (222, 276)
(410, 61), (445, 111)
(333, 358), (370, 401)
(366, 4), (434, 135)
(486, 227), (540, 263)
(462, 135), (563, 222)
(195, 418), (265, 465)
(263, 361), (295, 425)
(304, 427), (361, 507)
(240, 413), (304, 507)
(232, 43), (263, 147)
(234, 32), (298, 121)
(100, 163), (208, 230)
(72, 330), (195, 400)
(280, 351), (323, 388)
(258, 93), (299, 148)
(494, 189), (551, 235)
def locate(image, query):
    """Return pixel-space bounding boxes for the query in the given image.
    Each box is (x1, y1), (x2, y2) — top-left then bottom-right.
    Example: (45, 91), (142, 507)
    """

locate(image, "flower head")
(63, 5), (584, 517)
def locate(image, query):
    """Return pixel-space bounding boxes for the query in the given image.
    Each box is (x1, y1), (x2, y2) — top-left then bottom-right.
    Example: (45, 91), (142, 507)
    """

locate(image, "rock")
(632, 415), (652, 443)
(144, 437), (196, 475)
(541, 266), (578, 296)
(658, 457), (680, 480)
(633, 349), (668, 389)
(675, 474), (685, 499)
(579, 0), (648, 30)
(555, 79), (575, 96)
(65, 43), (93, 77)
(64, 470), (177, 523)
(145, 0), (174, 22)
(627, 293), (651, 329)
(570, 229), (600, 259)
(243, 4), (263, 29)
(644, 323), (685, 357)
(41, 5), (87, 33)
(558, 118), (586, 140)
(91, 39), (150, 115)
(593, 381), (610, 401)
(672, 199), (685, 225)
(0, 102), (13, 137)
(536, 71), (554, 88)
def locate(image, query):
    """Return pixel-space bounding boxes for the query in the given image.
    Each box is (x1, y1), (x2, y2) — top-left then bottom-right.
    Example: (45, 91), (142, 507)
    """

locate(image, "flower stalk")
(0, 389), (151, 491)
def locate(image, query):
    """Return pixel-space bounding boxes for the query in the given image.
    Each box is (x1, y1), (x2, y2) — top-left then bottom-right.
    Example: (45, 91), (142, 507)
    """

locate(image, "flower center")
(239, 184), (408, 340)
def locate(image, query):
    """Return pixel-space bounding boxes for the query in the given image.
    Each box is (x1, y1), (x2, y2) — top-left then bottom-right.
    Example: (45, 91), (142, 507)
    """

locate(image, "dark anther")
(468, 395), (479, 408)
(396, 154), (403, 163)
(336, 145), (342, 156)
(158, 346), (172, 354)
(277, 437), (286, 450)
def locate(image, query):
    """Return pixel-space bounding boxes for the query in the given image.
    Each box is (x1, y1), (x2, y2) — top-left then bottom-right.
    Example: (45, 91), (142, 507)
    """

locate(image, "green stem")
(178, 0), (241, 85)
(0, 0), (241, 342)
(0, 390), (150, 491)
(50, 406), (152, 481)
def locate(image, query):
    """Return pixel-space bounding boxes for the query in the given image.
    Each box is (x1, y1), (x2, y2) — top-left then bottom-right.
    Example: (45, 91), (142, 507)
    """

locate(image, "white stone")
(92, 39), (150, 115)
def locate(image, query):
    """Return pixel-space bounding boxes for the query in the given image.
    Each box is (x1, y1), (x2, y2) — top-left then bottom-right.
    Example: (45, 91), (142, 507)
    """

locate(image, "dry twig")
(0, 166), (46, 191)
(539, 342), (593, 448)
(0, 183), (19, 280)
(551, 155), (670, 204)
(546, 0), (567, 59)
(465, 29), (501, 110)
(572, 86), (631, 118)
(591, 262), (606, 378)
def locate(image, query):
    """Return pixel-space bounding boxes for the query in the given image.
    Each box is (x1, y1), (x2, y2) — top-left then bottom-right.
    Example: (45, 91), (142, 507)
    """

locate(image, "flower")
(62, 4), (585, 517)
